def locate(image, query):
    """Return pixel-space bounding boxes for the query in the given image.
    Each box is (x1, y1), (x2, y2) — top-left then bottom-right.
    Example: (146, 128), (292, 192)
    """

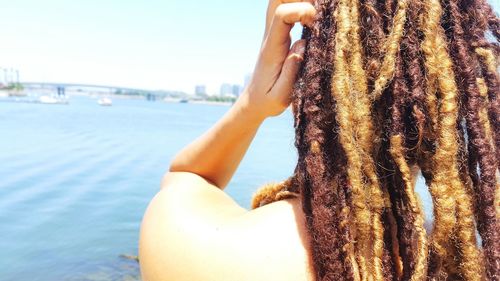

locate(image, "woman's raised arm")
(168, 0), (316, 189)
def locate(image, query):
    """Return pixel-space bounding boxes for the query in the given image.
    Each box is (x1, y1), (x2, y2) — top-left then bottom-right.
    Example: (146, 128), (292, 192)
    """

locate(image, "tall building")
(244, 73), (252, 89)
(220, 83), (233, 97)
(232, 85), (241, 97)
(195, 85), (207, 97)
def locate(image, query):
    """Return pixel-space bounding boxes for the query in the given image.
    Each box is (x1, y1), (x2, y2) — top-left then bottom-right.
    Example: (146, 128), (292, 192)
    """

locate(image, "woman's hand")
(243, 0), (316, 120)
(168, 1), (317, 189)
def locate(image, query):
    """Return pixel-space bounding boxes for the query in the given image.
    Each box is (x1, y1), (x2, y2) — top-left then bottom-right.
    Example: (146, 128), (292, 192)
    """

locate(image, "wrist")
(234, 89), (269, 124)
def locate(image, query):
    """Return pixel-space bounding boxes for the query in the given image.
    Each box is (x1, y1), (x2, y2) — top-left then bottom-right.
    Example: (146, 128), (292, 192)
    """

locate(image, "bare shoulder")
(139, 172), (314, 281)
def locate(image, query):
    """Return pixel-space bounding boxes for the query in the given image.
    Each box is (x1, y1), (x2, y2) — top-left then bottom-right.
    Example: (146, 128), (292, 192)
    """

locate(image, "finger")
(269, 40), (306, 104)
(261, 2), (316, 60)
(269, 3), (316, 44)
(265, 0), (315, 37)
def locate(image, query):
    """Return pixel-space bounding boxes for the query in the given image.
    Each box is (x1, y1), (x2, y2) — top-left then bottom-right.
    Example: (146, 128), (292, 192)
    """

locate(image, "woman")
(140, 0), (500, 279)
(140, 1), (317, 280)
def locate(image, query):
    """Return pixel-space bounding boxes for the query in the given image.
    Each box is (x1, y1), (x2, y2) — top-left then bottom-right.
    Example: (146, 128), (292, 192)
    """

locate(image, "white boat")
(98, 97), (112, 106)
(39, 95), (68, 105)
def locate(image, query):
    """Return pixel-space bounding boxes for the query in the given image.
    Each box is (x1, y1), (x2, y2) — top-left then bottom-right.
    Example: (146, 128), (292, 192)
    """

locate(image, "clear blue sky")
(0, 0), (285, 94)
(0, 0), (498, 94)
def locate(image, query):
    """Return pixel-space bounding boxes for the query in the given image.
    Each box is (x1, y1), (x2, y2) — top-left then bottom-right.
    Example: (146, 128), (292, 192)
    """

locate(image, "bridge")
(23, 82), (157, 94)
(21, 82), (186, 101)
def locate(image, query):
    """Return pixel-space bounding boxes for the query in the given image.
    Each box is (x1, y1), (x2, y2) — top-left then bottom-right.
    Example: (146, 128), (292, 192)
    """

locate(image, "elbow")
(162, 162), (196, 190)
(168, 158), (199, 175)
(163, 156), (227, 190)
(161, 170), (226, 190)
(162, 159), (189, 189)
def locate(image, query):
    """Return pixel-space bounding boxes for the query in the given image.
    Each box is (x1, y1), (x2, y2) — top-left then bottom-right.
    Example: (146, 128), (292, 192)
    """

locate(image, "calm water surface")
(0, 96), (298, 281)
(0, 96), (432, 281)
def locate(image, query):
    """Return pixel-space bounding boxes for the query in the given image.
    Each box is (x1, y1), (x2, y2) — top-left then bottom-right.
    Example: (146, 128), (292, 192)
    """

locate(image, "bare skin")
(139, 1), (317, 280)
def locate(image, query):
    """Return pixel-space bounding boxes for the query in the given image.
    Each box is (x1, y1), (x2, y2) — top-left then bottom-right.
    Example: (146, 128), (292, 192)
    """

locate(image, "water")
(0, 96), (433, 281)
(0, 96), (298, 281)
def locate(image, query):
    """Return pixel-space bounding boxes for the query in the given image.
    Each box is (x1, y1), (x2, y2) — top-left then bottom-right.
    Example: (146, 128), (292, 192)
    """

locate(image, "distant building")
(232, 84), (241, 97)
(220, 83), (233, 97)
(195, 85), (207, 97)
(244, 73), (252, 89)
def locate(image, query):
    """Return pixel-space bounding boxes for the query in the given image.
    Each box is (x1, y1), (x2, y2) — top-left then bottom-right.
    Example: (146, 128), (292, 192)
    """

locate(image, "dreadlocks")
(252, 0), (500, 279)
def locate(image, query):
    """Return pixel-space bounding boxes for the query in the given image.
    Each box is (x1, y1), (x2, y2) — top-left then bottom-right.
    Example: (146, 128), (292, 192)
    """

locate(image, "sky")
(0, 0), (498, 95)
(0, 0), (303, 94)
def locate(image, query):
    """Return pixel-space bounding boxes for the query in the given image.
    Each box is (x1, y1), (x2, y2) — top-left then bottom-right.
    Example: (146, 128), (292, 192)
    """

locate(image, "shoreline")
(0, 94), (235, 107)
(180, 100), (233, 106)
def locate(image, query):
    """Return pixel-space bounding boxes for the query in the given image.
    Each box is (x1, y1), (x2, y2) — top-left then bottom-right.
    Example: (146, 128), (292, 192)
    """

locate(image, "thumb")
(269, 39), (307, 103)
